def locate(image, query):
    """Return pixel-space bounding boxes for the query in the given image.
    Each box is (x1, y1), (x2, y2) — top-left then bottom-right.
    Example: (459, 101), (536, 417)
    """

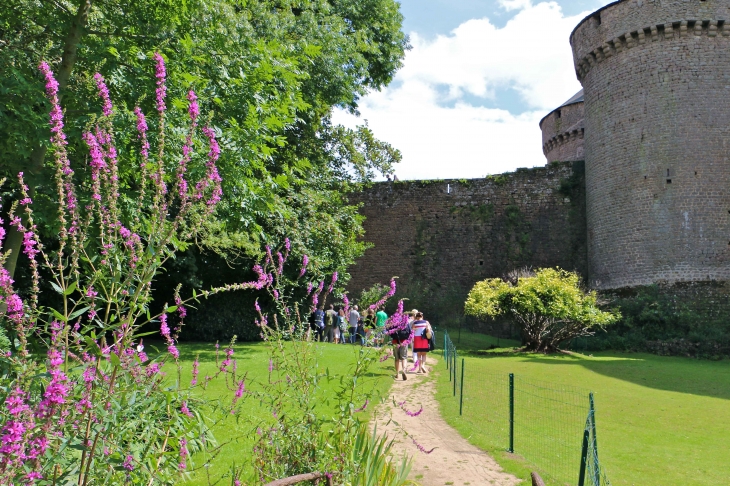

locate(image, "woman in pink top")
(411, 312), (431, 373)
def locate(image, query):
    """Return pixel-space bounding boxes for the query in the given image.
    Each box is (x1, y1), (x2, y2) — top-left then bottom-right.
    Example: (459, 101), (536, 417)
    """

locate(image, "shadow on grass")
(471, 347), (730, 401)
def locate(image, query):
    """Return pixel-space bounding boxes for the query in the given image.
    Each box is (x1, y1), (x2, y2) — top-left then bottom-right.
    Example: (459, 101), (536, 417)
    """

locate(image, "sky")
(332, 0), (612, 180)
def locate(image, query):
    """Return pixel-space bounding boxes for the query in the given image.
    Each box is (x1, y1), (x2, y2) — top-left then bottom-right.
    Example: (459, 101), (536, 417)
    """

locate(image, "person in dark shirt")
(324, 304), (337, 343)
(313, 306), (325, 342)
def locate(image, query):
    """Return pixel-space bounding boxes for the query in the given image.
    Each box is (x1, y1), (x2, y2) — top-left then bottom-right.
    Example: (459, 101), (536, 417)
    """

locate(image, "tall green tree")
(1, 0), (407, 281)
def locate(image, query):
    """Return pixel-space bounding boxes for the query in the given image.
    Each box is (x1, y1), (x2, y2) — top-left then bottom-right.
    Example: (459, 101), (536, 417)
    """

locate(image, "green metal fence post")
(448, 344), (452, 380)
(578, 429), (590, 486)
(459, 358), (464, 415)
(508, 373), (514, 453)
(589, 392), (600, 485)
(453, 351), (457, 397)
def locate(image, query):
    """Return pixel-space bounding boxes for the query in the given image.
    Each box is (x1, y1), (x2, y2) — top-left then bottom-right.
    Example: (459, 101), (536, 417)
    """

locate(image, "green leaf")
(63, 281), (77, 295)
(109, 352), (121, 367)
(69, 306), (90, 321)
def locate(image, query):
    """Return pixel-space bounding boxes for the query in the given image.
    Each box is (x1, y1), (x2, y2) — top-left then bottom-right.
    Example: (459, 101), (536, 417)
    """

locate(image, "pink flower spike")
(412, 438), (436, 454)
(154, 53), (167, 113)
(187, 90), (200, 122)
(93, 73), (113, 117)
(299, 254), (309, 278)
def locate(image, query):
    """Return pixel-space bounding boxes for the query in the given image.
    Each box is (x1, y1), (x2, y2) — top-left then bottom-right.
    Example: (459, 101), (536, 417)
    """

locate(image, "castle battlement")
(573, 18), (730, 81)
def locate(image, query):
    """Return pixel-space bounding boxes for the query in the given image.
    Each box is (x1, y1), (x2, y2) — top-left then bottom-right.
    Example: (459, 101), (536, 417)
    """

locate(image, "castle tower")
(571, 0), (730, 289)
(539, 90), (584, 163)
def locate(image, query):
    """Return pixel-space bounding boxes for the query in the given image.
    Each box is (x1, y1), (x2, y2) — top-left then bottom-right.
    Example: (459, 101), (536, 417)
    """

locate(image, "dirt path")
(372, 356), (521, 486)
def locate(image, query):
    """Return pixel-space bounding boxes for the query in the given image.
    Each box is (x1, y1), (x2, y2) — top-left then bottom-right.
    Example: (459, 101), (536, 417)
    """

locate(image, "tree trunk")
(2, 0), (92, 278)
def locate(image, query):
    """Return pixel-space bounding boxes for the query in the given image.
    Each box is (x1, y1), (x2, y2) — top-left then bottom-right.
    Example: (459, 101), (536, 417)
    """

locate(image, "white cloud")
(332, 1), (590, 180)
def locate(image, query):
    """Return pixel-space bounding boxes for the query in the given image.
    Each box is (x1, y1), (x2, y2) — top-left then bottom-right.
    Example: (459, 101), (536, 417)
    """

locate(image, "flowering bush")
(0, 56), (254, 484)
(0, 55), (421, 485)
(239, 269), (414, 484)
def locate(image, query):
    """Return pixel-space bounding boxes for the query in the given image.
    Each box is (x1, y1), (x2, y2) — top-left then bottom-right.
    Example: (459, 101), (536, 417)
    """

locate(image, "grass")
(434, 326), (521, 353)
(433, 336), (730, 486)
(170, 341), (394, 485)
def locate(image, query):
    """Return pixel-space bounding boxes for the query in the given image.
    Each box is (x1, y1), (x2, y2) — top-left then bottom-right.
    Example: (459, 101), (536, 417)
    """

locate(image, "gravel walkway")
(373, 356), (522, 486)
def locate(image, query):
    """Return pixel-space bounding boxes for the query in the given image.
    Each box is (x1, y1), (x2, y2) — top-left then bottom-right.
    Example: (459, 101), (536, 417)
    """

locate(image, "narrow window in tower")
(479, 260), (484, 266)
(666, 168), (672, 183)
(556, 109), (561, 119)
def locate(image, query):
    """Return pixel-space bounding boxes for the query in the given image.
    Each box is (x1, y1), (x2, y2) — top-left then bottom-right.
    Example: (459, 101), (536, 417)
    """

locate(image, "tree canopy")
(464, 268), (619, 352)
(1, 0), (408, 285)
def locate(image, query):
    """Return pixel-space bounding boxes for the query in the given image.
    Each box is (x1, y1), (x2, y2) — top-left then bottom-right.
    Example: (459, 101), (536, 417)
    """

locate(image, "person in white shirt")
(348, 305), (360, 344)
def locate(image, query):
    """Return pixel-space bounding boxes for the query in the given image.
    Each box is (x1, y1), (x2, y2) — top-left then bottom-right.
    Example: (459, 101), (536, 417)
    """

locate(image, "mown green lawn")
(433, 331), (730, 486)
(169, 341), (394, 485)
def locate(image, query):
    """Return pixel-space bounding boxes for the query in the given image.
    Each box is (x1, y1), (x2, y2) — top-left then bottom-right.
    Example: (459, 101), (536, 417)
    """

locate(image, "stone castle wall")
(571, 0), (730, 289)
(540, 100), (584, 163)
(347, 161), (587, 320)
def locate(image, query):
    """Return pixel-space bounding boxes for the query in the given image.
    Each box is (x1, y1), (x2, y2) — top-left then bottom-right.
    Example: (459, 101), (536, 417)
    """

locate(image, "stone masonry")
(540, 90), (585, 163)
(572, 0), (730, 289)
(347, 162), (587, 310)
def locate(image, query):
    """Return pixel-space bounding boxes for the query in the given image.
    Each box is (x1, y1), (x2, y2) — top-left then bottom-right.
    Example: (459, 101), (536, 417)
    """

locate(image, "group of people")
(309, 304), (388, 345)
(308, 304), (433, 380)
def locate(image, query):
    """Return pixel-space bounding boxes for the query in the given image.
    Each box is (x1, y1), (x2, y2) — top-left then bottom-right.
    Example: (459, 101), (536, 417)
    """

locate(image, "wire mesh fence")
(442, 331), (611, 486)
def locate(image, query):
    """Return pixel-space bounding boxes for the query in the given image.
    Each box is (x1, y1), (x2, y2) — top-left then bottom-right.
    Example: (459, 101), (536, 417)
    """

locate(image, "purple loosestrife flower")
(284, 237), (291, 253)
(187, 90), (200, 122)
(277, 252), (284, 275)
(133, 107), (150, 162)
(306, 282), (313, 295)
(327, 271), (338, 293)
(398, 400), (424, 417)
(268, 358), (273, 373)
(168, 344), (180, 359)
(412, 438), (436, 454)
(21, 231), (39, 259)
(26, 471), (43, 482)
(191, 357), (199, 385)
(93, 73), (113, 117)
(231, 379), (246, 411)
(299, 254), (309, 278)
(146, 363), (162, 377)
(194, 127), (223, 209)
(174, 294), (187, 319)
(254, 301), (261, 313)
(181, 401), (193, 417)
(83, 131), (105, 201)
(179, 438), (188, 470)
(5, 389), (29, 416)
(371, 278), (398, 310)
(160, 314), (170, 340)
(154, 53), (166, 113)
(39, 62), (80, 239)
(123, 455), (134, 471)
